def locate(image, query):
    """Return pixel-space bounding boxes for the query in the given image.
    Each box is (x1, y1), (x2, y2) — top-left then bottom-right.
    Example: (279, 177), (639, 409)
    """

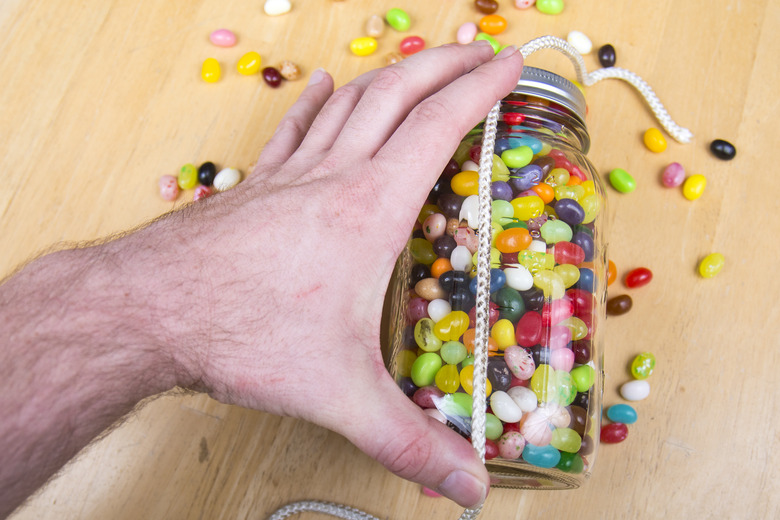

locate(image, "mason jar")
(383, 66), (608, 490)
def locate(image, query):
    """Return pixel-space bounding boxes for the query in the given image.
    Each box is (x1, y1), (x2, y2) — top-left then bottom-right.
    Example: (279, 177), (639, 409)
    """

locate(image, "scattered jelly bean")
(237, 51), (262, 75)
(598, 43), (616, 67)
(178, 163), (198, 190)
(682, 174), (707, 200)
(475, 0), (499, 14)
(566, 31), (592, 55)
(474, 32), (501, 53)
(600, 423), (629, 443)
(514, 0), (536, 8)
(498, 431), (526, 460)
(630, 352), (656, 379)
(422, 486), (442, 498)
(411, 353), (443, 387)
(456, 22), (478, 44)
(643, 128), (667, 153)
(201, 58), (221, 83)
(699, 252), (725, 278)
(606, 404), (638, 424)
(608, 168), (636, 193)
(263, 0), (292, 16)
(606, 294), (632, 315)
(198, 161), (217, 186)
(662, 162), (685, 187)
(522, 443), (561, 468)
(385, 8), (411, 31)
(535, 0), (564, 15)
(209, 29), (237, 47)
(213, 167), (242, 191)
(278, 60), (301, 80)
(607, 259), (617, 286)
(193, 185), (212, 201)
(710, 139), (736, 160)
(478, 14), (507, 35)
(620, 379), (650, 401)
(350, 37), (378, 57)
(159, 175), (179, 201)
(625, 267), (653, 288)
(365, 14), (385, 38)
(262, 67), (283, 88)
(385, 52), (404, 65)
(400, 36), (425, 55)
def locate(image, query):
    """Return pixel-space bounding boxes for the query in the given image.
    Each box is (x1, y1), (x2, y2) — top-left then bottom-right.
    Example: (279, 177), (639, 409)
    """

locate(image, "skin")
(0, 41), (524, 518)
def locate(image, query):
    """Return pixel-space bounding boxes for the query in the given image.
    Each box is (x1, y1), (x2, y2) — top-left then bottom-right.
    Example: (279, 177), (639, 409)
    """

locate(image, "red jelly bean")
(503, 422), (521, 434)
(468, 145), (482, 163)
(468, 301), (500, 327)
(601, 423), (629, 443)
(503, 112), (525, 125)
(485, 439), (499, 460)
(400, 36), (425, 55)
(625, 267), (653, 288)
(515, 311), (542, 347)
(553, 241), (585, 266)
(565, 288), (594, 316)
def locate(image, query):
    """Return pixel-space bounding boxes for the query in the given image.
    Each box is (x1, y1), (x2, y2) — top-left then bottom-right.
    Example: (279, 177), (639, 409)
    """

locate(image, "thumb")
(336, 375), (489, 509)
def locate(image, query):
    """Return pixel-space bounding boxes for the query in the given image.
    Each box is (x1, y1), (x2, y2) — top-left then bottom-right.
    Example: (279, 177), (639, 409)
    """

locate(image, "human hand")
(136, 41), (524, 508)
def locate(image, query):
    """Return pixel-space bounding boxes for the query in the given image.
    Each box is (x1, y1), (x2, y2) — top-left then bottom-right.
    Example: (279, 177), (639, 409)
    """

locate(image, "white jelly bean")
(450, 245), (473, 272)
(456, 22), (478, 44)
(620, 379), (651, 401)
(504, 264), (533, 291)
(507, 386), (538, 412)
(490, 391), (523, 423)
(529, 239), (547, 253)
(459, 195), (479, 229)
(567, 30), (593, 55)
(461, 160), (479, 171)
(213, 167), (242, 191)
(264, 0), (292, 16)
(427, 299), (451, 323)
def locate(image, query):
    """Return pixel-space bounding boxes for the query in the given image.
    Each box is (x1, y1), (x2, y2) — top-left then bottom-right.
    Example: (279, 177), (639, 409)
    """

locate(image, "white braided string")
(265, 501), (380, 520)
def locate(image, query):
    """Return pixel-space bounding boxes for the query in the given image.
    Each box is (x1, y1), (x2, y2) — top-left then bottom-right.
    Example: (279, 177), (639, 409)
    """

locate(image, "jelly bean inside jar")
(383, 68), (607, 490)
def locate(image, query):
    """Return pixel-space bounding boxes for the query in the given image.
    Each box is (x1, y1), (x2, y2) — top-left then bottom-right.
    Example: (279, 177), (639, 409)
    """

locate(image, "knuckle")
(375, 430), (435, 481)
(370, 67), (407, 93)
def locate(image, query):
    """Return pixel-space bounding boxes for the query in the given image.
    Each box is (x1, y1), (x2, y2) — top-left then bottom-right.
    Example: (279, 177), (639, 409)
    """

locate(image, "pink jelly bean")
(504, 345), (536, 380)
(400, 36), (425, 55)
(549, 347), (575, 372)
(159, 175), (179, 201)
(498, 431), (526, 460)
(542, 298), (573, 325)
(193, 185), (212, 201)
(422, 486), (442, 498)
(456, 22), (478, 44)
(514, 0), (536, 8)
(541, 325), (572, 350)
(662, 162), (685, 187)
(209, 29), (237, 47)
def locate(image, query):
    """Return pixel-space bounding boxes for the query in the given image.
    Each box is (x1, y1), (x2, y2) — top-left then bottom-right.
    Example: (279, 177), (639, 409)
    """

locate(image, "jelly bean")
(491, 181), (513, 202)
(440, 341), (467, 365)
(504, 264), (534, 291)
(620, 379), (650, 401)
(504, 345), (536, 380)
(662, 162), (685, 187)
(551, 427), (582, 453)
(699, 252), (725, 278)
(566, 31), (592, 55)
(178, 163), (198, 190)
(514, 0), (536, 8)
(571, 340), (591, 364)
(609, 168), (636, 193)
(400, 36), (425, 55)
(262, 67), (282, 88)
(193, 185), (212, 201)
(490, 319), (516, 350)
(209, 29), (237, 47)
(522, 443), (560, 468)
(411, 353), (442, 387)
(555, 198), (586, 228)
(201, 58), (221, 83)
(511, 196), (544, 221)
(598, 44), (616, 67)
(451, 170), (479, 196)
(507, 385), (537, 412)
(572, 231), (594, 262)
(422, 213), (447, 242)
(439, 391), (473, 417)
(600, 423), (629, 444)
(683, 174), (707, 200)
(607, 404), (638, 425)
(549, 347), (574, 372)
(515, 311), (542, 347)
(573, 267), (594, 293)
(557, 452), (584, 473)
(495, 227), (532, 253)
(474, 0), (499, 14)
(395, 350), (416, 378)
(197, 161), (217, 186)
(159, 175), (179, 201)
(385, 52), (404, 66)
(263, 0), (291, 16)
(350, 37), (378, 57)
(487, 357), (513, 392)
(530, 364), (557, 402)
(570, 365), (594, 392)
(494, 286), (525, 323)
(213, 167), (241, 191)
(606, 294), (632, 315)
(434, 311), (470, 341)
(418, 204), (440, 224)
(434, 364), (460, 393)
(455, 226), (478, 254)
(365, 14), (384, 38)
(533, 270), (565, 299)
(553, 242), (585, 266)
(485, 439), (499, 460)
(415, 278), (446, 301)
(237, 51), (262, 75)
(568, 405), (587, 436)
(458, 195), (479, 229)
(278, 61), (301, 81)
(485, 413), (504, 440)
(422, 486), (442, 497)
(410, 238), (436, 265)
(491, 154), (511, 182)
(625, 267), (653, 288)
(468, 301), (500, 328)
(490, 391), (524, 423)
(427, 299), (451, 323)
(414, 318), (442, 352)
(385, 8), (411, 31)
(456, 22), (478, 44)
(531, 183), (555, 204)
(607, 260), (617, 286)
(710, 138), (736, 160)
(407, 297), (428, 323)
(559, 316), (588, 341)
(478, 14), (507, 35)
(502, 146), (534, 169)
(540, 219), (573, 244)
(535, 0), (564, 15)
(643, 128), (667, 153)
(411, 264), (431, 285)
(508, 164), (543, 193)
(498, 431), (525, 459)
(459, 365), (492, 396)
(520, 410), (553, 446)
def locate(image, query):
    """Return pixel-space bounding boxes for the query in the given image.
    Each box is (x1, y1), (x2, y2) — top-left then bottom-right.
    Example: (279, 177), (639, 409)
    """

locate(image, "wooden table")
(3, 1), (779, 518)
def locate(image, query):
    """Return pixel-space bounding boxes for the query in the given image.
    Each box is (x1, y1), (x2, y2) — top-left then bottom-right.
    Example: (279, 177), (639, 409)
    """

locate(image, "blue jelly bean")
(574, 268), (594, 293)
(508, 136), (544, 154)
(607, 404), (638, 424)
(494, 138), (513, 155)
(491, 181), (513, 201)
(522, 444), (561, 468)
(470, 268), (506, 294)
(508, 165), (543, 193)
(572, 231), (594, 261)
(554, 199), (585, 226)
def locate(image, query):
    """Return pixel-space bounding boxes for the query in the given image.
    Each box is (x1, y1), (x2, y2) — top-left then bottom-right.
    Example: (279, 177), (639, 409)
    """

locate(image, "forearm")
(0, 241), (181, 518)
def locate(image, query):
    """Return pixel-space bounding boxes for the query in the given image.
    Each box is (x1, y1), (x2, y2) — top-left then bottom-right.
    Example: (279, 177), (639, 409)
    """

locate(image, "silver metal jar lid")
(513, 66), (586, 123)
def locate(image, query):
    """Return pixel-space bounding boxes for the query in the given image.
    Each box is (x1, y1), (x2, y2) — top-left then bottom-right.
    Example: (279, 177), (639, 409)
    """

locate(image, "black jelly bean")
(399, 377), (417, 397)
(572, 391), (590, 409)
(519, 287), (545, 312)
(530, 346), (551, 366)
(410, 263), (430, 284)
(487, 357), (513, 392)
(429, 175), (454, 200)
(598, 44), (616, 67)
(533, 156), (556, 176)
(441, 158), (460, 178)
(710, 139), (736, 160)
(437, 193), (465, 220)
(433, 235), (457, 258)
(198, 161), (217, 186)
(450, 287), (475, 312)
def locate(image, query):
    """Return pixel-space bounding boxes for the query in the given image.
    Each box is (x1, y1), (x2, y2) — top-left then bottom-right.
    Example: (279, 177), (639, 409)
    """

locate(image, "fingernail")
(437, 470), (487, 509)
(470, 39), (492, 49)
(307, 68), (327, 86)
(493, 45), (518, 60)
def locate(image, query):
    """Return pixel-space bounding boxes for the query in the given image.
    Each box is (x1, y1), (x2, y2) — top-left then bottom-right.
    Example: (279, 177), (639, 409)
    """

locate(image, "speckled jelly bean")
(159, 175), (179, 201)
(710, 139), (736, 160)
(606, 294), (632, 315)
(400, 36), (425, 55)
(643, 128), (667, 153)
(535, 0), (564, 15)
(598, 44), (616, 67)
(683, 174), (706, 200)
(478, 14), (507, 35)
(620, 379), (650, 401)
(699, 253), (725, 278)
(262, 67), (283, 87)
(210, 29), (237, 47)
(607, 404), (638, 424)
(662, 162), (685, 187)
(201, 58), (221, 83)
(522, 443), (560, 467)
(385, 8), (411, 31)
(515, 0), (536, 8)
(415, 278), (446, 300)
(566, 31), (592, 55)
(475, 0), (499, 14)
(625, 267), (652, 288)
(237, 52), (262, 75)
(350, 37), (378, 57)
(601, 423), (628, 444)
(178, 163), (198, 190)
(365, 14), (384, 38)
(414, 318), (442, 352)
(193, 185), (212, 201)
(609, 168), (636, 193)
(456, 22), (478, 44)
(411, 353), (443, 387)
(498, 431), (525, 459)
(631, 352), (656, 379)
(278, 61), (301, 80)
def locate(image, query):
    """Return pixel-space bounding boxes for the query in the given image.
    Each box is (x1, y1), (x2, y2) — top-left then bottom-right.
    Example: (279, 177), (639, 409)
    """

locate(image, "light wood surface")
(3, 1), (779, 518)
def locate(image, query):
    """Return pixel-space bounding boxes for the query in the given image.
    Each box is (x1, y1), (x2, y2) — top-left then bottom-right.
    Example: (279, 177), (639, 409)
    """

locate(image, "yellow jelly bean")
(683, 174), (707, 200)
(459, 364), (493, 397)
(546, 167), (570, 187)
(643, 127), (667, 153)
(491, 154), (510, 181)
(554, 184), (585, 201)
(434, 311), (470, 341)
(435, 364), (460, 393)
(201, 58), (221, 83)
(417, 204), (439, 224)
(396, 349), (417, 377)
(580, 180), (596, 197)
(472, 248), (502, 272)
(490, 319), (516, 350)
(699, 252), (725, 278)
(533, 269), (566, 299)
(237, 51), (262, 75)
(518, 250), (555, 274)
(554, 264), (580, 288)
(581, 194), (601, 224)
(511, 195), (544, 221)
(560, 317), (588, 341)
(350, 36), (378, 56)
(538, 141), (553, 156)
(451, 170), (479, 196)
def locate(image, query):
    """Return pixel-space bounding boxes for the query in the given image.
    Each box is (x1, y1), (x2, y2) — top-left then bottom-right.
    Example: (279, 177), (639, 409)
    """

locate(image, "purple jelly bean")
(554, 198), (585, 226)
(572, 231), (594, 262)
(491, 181), (513, 201)
(508, 164), (543, 194)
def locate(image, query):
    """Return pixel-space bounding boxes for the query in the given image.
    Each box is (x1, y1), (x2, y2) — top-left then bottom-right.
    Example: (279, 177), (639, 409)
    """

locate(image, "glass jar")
(382, 67), (608, 490)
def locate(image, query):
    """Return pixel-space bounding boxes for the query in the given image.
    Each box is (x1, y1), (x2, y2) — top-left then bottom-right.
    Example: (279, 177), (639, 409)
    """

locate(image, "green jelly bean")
(536, 0), (565, 15)
(411, 352), (442, 387)
(555, 371), (577, 405)
(501, 146), (534, 169)
(461, 354), (475, 368)
(492, 200), (515, 226)
(556, 452), (584, 473)
(485, 413), (503, 441)
(551, 427), (582, 453)
(570, 365), (595, 392)
(385, 8), (411, 31)
(631, 352), (656, 379)
(475, 32), (500, 53)
(492, 154), (510, 181)
(414, 318), (442, 352)
(441, 341), (467, 365)
(503, 220), (528, 230)
(410, 237), (436, 265)
(540, 219), (573, 244)
(609, 168), (636, 193)
(494, 286), (525, 323)
(439, 392), (473, 416)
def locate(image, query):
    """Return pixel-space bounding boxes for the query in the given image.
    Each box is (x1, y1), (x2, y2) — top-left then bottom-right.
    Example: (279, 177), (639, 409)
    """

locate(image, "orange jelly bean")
(607, 260), (617, 286)
(462, 328), (498, 353)
(431, 258), (453, 278)
(567, 176), (582, 186)
(478, 14), (508, 35)
(495, 227), (532, 253)
(531, 183), (555, 204)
